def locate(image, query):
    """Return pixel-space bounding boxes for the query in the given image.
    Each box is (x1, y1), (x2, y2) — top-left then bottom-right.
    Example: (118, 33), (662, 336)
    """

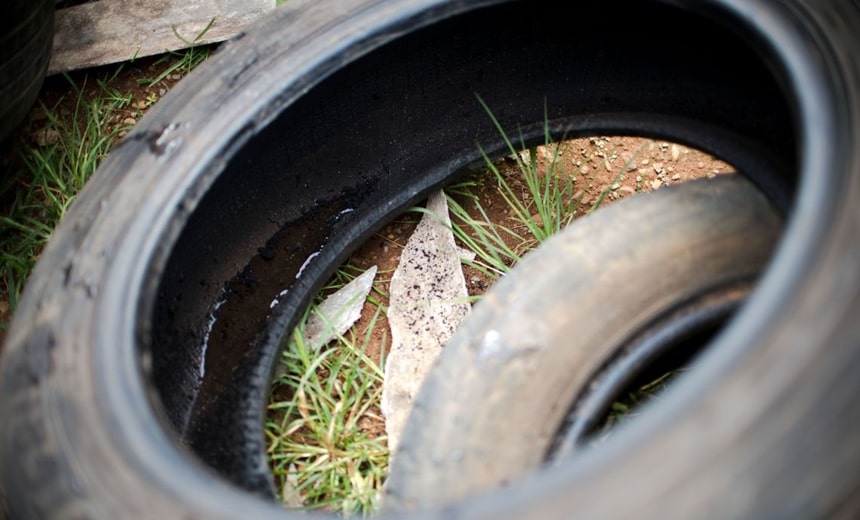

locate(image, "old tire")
(383, 173), (783, 509)
(1, 0), (859, 518)
(0, 0), (54, 142)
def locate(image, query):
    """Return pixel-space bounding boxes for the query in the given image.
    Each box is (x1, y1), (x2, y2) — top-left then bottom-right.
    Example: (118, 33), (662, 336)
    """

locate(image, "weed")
(444, 96), (646, 281)
(0, 73), (132, 319)
(266, 266), (389, 516)
(136, 45), (212, 88)
(1, 49), (212, 331)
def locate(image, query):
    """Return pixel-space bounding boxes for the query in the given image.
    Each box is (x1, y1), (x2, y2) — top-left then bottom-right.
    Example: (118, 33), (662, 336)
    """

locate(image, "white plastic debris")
(273, 267), (377, 382)
(382, 190), (471, 453)
(304, 265), (378, 351)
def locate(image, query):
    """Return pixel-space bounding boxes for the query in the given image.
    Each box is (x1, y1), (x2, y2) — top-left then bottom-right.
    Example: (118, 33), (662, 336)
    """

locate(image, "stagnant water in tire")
(256, 135), (733, 514)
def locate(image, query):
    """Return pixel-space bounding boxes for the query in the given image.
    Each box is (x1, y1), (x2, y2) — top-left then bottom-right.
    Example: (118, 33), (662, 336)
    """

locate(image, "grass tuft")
(444, 96), (646, 282)
(1, 72), (132, 317)
(1, 47), (212, 332)
(136, 46), (211, 88)
(266, 267), (389, 517)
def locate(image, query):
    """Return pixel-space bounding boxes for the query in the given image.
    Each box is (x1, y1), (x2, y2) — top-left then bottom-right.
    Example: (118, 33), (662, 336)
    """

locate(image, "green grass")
(136, 46), (211, 89)
(137, 24), (213, 88)
(0, 48), (212, 331)
(266, 266), (390, 516)
(444, 96), (645, 281)
(444, 105), (579, 278)
(0, 71), (132, 317)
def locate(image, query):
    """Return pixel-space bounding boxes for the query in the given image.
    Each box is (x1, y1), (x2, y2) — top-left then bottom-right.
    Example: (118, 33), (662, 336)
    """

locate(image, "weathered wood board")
(48, 0), (276, 75)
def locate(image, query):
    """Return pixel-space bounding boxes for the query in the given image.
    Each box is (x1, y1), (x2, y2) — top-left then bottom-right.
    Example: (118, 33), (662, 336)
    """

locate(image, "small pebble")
(34, 128), (59, 147)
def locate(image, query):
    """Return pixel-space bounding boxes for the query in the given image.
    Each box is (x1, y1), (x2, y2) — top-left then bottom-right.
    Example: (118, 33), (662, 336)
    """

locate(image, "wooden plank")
(48, 0), (276, 75)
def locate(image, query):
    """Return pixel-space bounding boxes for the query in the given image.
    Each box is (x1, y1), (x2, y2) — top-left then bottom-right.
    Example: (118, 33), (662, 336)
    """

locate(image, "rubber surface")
(383, 174), (783, 510)
(0, 0), (858, 518)
(0, 0), (54, 142)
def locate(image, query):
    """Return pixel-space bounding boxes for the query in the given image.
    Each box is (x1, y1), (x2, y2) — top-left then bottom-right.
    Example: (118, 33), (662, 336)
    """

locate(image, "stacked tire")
(0, 0), (54, 141)
(1, 0), (859, 519)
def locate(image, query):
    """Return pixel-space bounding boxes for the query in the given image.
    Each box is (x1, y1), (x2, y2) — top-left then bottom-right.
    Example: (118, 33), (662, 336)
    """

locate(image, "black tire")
(0, 0), (54, 142)
(1, 0), (858, 518)
(382, 173), (783, 509)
